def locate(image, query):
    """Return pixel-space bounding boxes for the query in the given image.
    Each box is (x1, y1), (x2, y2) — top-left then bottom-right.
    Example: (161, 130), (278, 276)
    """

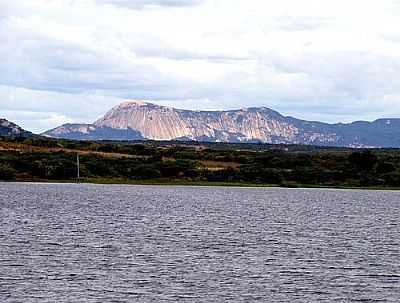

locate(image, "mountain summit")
(93, 100), (298, 142)
(43, 101), (400, 147)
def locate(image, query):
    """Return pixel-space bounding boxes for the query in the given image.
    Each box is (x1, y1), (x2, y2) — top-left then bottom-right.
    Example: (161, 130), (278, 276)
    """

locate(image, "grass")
(8, 176), (400, 190)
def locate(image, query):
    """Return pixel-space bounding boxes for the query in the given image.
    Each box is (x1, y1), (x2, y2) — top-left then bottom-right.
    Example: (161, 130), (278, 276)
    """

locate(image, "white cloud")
(1, 0), (400, 132)
(0, 85), (123, 133)
(1, 110), (74, 134)
(96, 0), (202, 9)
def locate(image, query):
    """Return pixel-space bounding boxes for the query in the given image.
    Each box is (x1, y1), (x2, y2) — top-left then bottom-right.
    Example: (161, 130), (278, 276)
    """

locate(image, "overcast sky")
(2, 0), (400, 133)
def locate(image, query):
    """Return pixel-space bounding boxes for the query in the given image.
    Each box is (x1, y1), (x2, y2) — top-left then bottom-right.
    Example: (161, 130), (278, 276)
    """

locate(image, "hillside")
(42, 101), (400, 148)
(0, 119), (33, 138)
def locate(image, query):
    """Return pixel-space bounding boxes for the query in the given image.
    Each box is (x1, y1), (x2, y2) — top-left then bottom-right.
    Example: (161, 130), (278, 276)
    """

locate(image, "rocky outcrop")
(43, 100), (400, 147)
(93, 101), (303, 142)
(0, 119), (33, 138)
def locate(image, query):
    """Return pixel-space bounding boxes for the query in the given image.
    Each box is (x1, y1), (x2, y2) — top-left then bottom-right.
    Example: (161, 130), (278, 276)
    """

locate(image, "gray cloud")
(0, 26), (169, 97)
(96, 0), (202, 9)
(2, 0), (400, 132)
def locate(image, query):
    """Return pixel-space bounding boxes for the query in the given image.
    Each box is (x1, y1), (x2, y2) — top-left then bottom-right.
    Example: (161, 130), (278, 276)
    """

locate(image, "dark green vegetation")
(1, 136), (400, 188)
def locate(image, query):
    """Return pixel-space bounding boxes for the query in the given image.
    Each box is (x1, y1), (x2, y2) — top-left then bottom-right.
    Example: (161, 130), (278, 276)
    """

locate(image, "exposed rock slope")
(94, 101), (301, 142)
(43, 100), (400, 147)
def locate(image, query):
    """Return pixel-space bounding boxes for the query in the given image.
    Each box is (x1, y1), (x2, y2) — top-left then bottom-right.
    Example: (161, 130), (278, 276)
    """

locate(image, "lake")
(0, 182), (399, 302)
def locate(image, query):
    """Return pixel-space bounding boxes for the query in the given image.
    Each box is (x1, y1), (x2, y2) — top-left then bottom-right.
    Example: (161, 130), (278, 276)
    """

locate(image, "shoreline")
(2, 178), (400, 191)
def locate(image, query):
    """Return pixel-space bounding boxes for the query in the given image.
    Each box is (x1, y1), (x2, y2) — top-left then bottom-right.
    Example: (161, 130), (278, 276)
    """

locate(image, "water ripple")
(0, 183), (399, 302)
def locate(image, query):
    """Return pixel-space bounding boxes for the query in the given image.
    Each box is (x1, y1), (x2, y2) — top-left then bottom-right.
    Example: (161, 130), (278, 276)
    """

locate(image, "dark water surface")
(0, 183), (399, 302)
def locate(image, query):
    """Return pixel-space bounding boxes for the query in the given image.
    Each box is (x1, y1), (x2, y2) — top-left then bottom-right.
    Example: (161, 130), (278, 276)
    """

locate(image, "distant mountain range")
(42, 100), (400, 148)
(2, 100), (400, 148)
(42, 123), (144, 141)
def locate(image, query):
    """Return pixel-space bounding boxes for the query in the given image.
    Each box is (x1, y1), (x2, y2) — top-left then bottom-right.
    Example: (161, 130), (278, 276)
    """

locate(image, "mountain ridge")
(42, 100), (400, 148)
(0, 118), (33, 138)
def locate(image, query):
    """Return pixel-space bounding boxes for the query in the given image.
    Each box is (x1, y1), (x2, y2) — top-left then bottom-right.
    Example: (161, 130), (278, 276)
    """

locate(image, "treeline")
(1, 137), (400, 187)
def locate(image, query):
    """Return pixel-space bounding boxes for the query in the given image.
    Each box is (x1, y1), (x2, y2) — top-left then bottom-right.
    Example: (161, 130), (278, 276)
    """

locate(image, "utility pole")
(77, 153), (80, 182)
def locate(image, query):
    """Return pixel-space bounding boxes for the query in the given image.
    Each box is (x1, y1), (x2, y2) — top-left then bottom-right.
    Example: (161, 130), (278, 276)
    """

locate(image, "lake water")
(0, 182), (399, 302)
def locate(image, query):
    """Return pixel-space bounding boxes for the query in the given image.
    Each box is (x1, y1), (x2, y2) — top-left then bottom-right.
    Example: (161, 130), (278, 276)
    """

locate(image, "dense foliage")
(1, 136), (400, 188)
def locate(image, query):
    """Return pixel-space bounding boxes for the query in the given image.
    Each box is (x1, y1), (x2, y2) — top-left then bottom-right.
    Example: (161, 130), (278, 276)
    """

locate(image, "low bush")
(0, 163), (16, 180)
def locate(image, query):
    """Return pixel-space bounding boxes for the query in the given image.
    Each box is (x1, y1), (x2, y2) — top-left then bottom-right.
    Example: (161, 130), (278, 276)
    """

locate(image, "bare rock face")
(95, 101), (192, 140)
(43, 100), (400, 147)
(94, 100), (302, 143)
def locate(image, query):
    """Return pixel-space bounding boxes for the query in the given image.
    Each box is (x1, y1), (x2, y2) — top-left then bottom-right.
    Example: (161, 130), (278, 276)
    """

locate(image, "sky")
(1, 0), (400, 133)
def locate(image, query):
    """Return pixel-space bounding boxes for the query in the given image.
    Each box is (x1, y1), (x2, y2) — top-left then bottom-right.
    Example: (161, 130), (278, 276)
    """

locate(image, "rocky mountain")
(43, 123), (144, 141)
(43, 100), (400, 147)
(0, 119), (33, 138)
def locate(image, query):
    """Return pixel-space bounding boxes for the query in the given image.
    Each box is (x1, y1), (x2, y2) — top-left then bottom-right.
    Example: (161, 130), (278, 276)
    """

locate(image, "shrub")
(348, 151), (378, 172)
(0, 164), (16, 180)
(129, 165), (161, 179)
(376, 162), (396, 174)
(383, 172), (400, 187)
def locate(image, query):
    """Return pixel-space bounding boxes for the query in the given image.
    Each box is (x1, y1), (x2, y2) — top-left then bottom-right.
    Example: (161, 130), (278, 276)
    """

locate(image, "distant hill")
(43, 123), (144, 141)
(0, 119), (33, 138)
(42, 100), (400, 148)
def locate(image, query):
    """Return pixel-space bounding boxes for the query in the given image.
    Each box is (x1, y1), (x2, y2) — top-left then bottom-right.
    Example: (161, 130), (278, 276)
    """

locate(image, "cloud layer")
(97, 0), (202, 9)
(1, 0), (400, 132)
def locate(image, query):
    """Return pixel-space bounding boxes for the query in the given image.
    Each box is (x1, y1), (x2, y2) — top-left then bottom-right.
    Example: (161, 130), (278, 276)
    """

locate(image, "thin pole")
(77, 153), (80, 181)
